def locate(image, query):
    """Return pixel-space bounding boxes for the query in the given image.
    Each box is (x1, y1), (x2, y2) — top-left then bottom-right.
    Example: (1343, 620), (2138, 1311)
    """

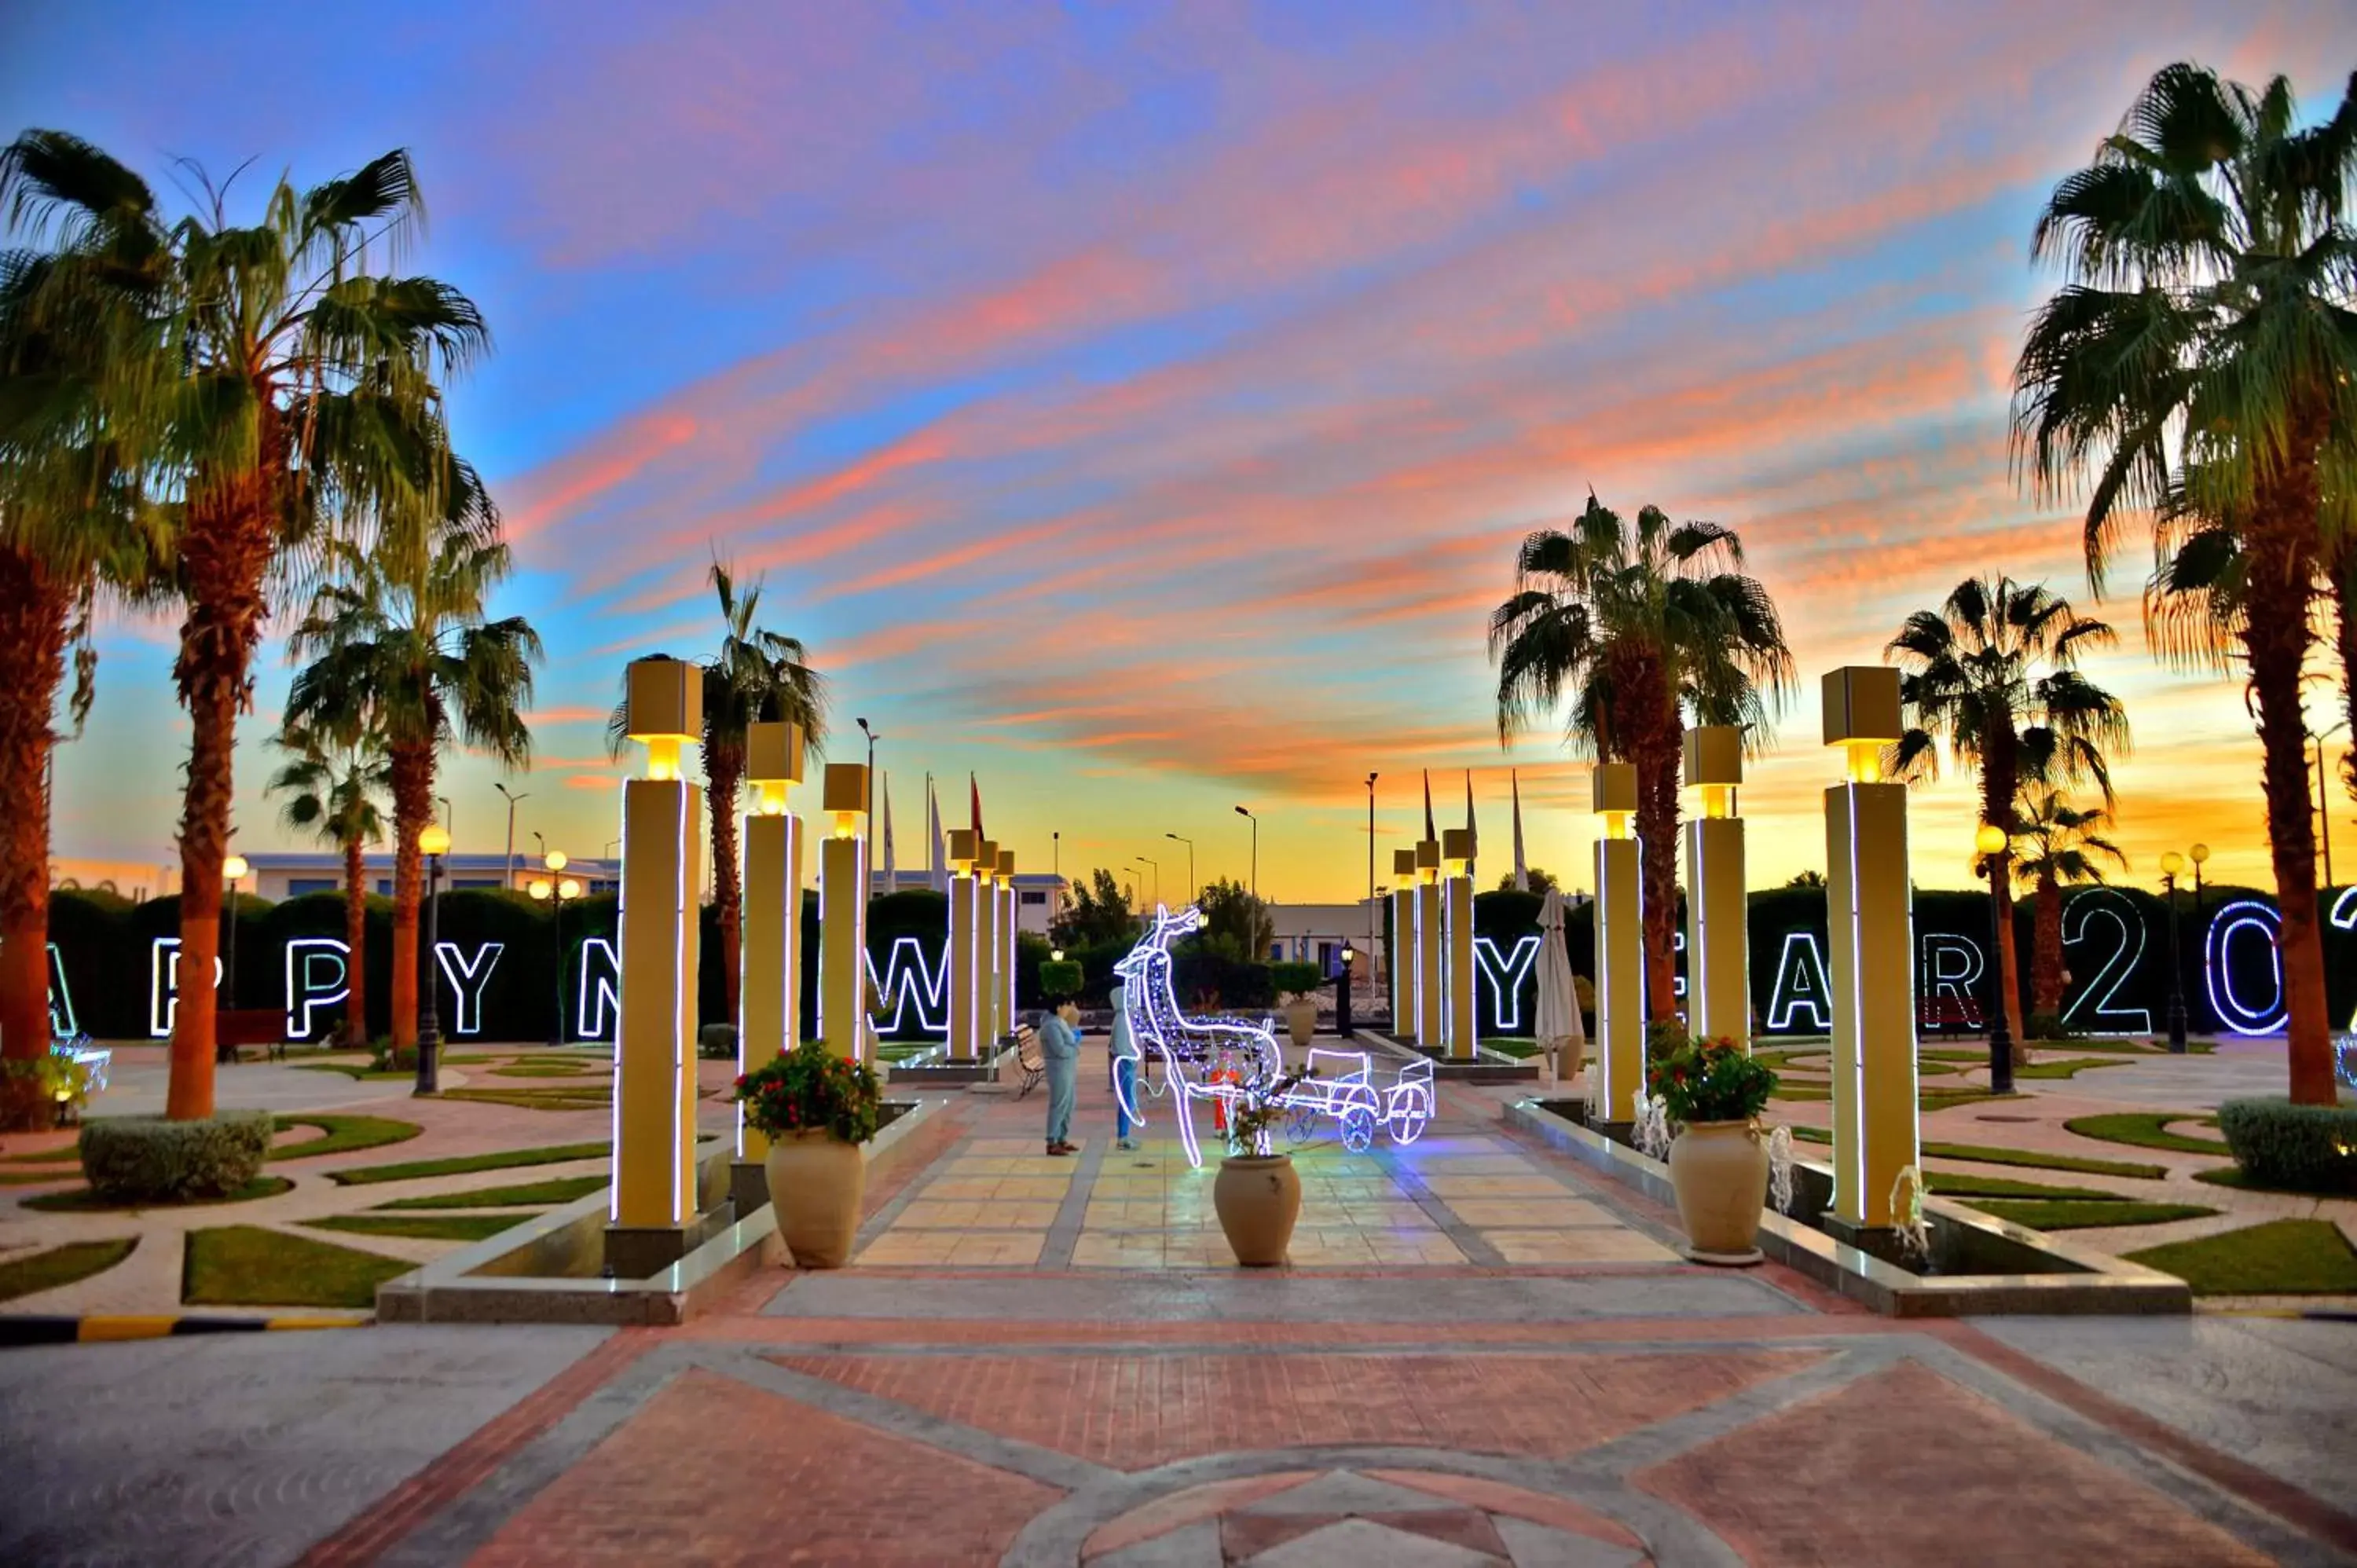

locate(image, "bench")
(1010, 1025), (1043, 1098)
(214, 1008), (288, 1064)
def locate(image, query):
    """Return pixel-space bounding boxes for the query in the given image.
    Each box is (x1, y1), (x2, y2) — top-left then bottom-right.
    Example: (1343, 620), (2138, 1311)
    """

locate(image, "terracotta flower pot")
(1213, 1152), (1301, 1266)
(1666, 1119), (1768, 1266)
(764, 1129), (865, 1269)
(1283, 998), (1317, 1050)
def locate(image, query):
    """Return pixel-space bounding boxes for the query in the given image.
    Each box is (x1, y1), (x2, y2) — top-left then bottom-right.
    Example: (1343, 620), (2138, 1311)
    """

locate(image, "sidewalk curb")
(0, 1313), (366, 1347)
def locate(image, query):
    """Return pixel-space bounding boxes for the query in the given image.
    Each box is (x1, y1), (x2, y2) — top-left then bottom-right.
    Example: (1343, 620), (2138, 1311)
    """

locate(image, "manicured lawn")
(1769, 1084), (1831, 1101)
(2190, 1166), (2357, 1197)
(0, 1168), (82, 1185)
(1920, 1174), (2128, 1200)
(2126, 1219), (2357, 1295)
(328, 1141), (610, 1186)
(2014, 1056), (2133, 1080)
(438, 1086), (610, 1112)
(1, 1144), (82, 1163)
(26, 1175), (293, 1211)
(375, 1174), (608, 1210)
(487, 1064), (599, 1079)
(0, 1237), (137, 1302)
(181, 1225), (412, 1308)
(1790, 1125), (1830, 1145)
(2062, 1112), (2228, 1156)
(270, 1114), (425, 1161)
(1920, 1141), (2167, 1179)
(1920, 1048), (1994, 1062)
(292, 1063), (415, 1081)
(1919, 1089), (2019, 1112)
(304, 1213), (531, 1242)
(1963, 1200), (2219, 1231)
(1479, 1038), (1542, 1059)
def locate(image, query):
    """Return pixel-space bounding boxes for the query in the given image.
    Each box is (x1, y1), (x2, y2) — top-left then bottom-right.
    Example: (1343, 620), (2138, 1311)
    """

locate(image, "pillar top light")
(976, 838), (999, 874)
(745, 720), (805, 786)
(1591, 761), (1637, 839)
(821, 761), (869, 814)
(1392, 848), (1418, 877)
(1682, 726), (1743, 788)
(1414, 839), (1441, 879)
(1820, 665), (1901, 784)
(948, 827), (977, 870)
(625, 655), (702, 781)
(996, 849), (1015, 882)
(1441, 828), (1473, 871)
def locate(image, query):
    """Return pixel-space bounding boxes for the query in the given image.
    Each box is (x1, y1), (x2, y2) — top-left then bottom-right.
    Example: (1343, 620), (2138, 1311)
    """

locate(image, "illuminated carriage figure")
(1113, 905), (1433, 1168)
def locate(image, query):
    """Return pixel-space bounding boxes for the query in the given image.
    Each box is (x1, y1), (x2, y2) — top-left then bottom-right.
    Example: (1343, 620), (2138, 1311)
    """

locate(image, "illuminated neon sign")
(576, 936), (621, 1042)
(864, 937), (948, 1036)
(2334, 888), (2357, 1031)
(1471, 935), (1539, 1032)
(2204, 899), (2285, 1035)
(284, 938), (350, 1040)
(147, 938), (224, 1039)
(1765, 931), (1832, 1032)
(2061, 886), (2152, 1035)
(434, 942), (505, 1035)
(46, 943), (73, 1037)
(1917, 933), (1985, 1028)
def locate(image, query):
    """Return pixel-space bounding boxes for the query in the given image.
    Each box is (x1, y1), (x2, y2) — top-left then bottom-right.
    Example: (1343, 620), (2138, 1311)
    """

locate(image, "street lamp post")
(1234, 805), (1256, 897)
(2161, 850), (2190, 1054)
(1132, 856), (1160, 909)
(416, 824), (451, 1094)
(1164, 833), (1194, 903)
(1365, 772), (1378, 995)
(495, 782), (530, 890)
(221, 854), (249, 1015)
(1974, 821), (2014, 1094)
(530, 848), (575, 1046)
(2190, 841), (2209, 914)
(1336, 942), (1355, 1039)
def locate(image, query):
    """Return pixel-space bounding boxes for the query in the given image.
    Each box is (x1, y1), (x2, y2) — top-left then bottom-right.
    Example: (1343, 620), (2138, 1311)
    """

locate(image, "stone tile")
(1244, 1516), (1501, 1566)
(1442, 1198), (1615, 1228)
(1483, 1231), (1678, 1265)
(1423, 1176), (1567, 1198)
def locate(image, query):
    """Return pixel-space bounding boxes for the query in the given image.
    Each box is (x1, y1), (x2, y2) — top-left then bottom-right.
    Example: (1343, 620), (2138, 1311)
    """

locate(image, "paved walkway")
(3, 1055), (2354, 1566)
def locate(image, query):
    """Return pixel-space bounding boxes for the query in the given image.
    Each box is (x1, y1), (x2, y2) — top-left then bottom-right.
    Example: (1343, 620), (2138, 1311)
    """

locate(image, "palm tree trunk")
(387, 741), (434, 1052)
(167, 466), (279, 1120)
(1631, 720), (1682, 1022)
(343, 835), (369, 1050)
(707, 741), (746, 1028)
(2033, 869), (2063, 1020)
(1979, 752), (2028, 1057)
(0, 544), (68, 1130)
(2334, 537), (2355, 833)
(2245, 438), (2335, 1105)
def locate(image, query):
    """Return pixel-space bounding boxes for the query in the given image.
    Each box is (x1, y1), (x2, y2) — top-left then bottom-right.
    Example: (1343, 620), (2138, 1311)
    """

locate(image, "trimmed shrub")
(80, 1110), (275, 1203)
(698, 1023), (739, 1060)
(1268, 961), (1323, 999)
(2217, 1097), (2357, 1193)
(1036, 959), (1083, 1001)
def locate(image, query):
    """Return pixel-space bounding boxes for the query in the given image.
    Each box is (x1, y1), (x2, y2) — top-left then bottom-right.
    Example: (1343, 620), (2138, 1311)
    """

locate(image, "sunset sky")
(9, 2), (2355, 903)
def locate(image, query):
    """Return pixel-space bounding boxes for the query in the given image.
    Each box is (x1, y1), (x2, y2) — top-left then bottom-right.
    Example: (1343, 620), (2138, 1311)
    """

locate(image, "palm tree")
(1885, 577), (2128, 1050)
(2010, 791), (2128, 1022)
(0, 130), (488, 1119)
(1491, 493), (1795, 1013)
(266, 720), (389, 1050)
(607, 559), (825, 1027)
(286, 522), (539, 1051)
(2013, 62), (2357, 1103)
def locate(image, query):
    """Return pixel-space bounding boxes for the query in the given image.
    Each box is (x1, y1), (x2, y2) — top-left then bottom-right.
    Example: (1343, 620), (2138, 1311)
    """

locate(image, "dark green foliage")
(698, 1023), (738, 1060)
(2216, 1099), (2357, 1193)
(735, 1041), (882, 1143)
(79, 1109), (274, 1202)
(1036, 960), (1083, 1001)
(1268, 961), (1323, 999)
(1054, 869), (1138, 949)
(1649, 1035), (1776, 1123)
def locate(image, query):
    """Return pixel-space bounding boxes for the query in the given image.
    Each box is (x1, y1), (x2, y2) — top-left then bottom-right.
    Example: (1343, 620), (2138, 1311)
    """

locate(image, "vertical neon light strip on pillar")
(946, 829), (978, 1058)
(1820, 667), (1919, 1228)
(1440, 828), (1475, 1058)
(613, 656), (702, 1233)
(1592, 762), (1643, 1123)
(1390, 849), (1417, 1034)
(1413, 839), (1442, 1047)
(1681, 726), (1750, 1050)
(997, 850), (1017, 1028)
(973, 839), (999, 1045)
(819, 761), (871, 1061)
(737, 719), (804, 1163)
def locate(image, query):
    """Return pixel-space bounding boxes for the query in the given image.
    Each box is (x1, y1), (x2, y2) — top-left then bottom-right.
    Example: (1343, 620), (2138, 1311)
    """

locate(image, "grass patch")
(0, 1168), (81, 1185)
(291, 1062), (414, 1081)
(2191, 1166), (2352, 1196)
(328, 1141), (609, 1186)
(1790, 1124), (1830, 1145)
(1963, 1199), (2219, 1231)
(437, 1086), (610, 1112)
(1919, 1090), (2022, 1112)
(2014, 1056), (2134, 1080)
(2063, 1112), (2231, 1157)
(26, 1175), (291, 1212)
(269, 1114), (424, 1161)
(486, 1064), (598, 1079)
(0, 1237), (137, 1302)
(2126, 1218), (2357, 1295)
(181, 1224), (410, 1309)
(1770, 1083), (1831, 1101)
(1921, 1141), (2166, 1180)
(1921, 1048), (1994, 1062)
(1922, 1174), (2129, 1200)
(1479, 1039), (1542, 1059)
(374, 1173), (608, 1211)
(303, 1213), (530, 1242)
(1, 1144), (82, 1164)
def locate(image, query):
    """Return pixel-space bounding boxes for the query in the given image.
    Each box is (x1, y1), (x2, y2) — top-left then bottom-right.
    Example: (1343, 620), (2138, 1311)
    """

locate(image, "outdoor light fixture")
(416, 824), (453, 1094)
(608, 655), (704, 1274)
(948, 827), (981, 1060)
(1391, 848), (1418, 1035)
(2189, 841), (2211, 911)
(1971, 819), (2015, 1091)
(995, 848), (1017, 1037)
(1681, 726), (1748, 1050)
(544, 848), (568, 872)
(221, 854), (250, 1014)
(819, 761), (872, 1058)
(1440, 827), (1475, 1058)
(1820, 665), (1919, 1231)
(1590, 762), (1643, 1123)
(1413, 837), (1442, 1049)
(735, 720), (806, 1203)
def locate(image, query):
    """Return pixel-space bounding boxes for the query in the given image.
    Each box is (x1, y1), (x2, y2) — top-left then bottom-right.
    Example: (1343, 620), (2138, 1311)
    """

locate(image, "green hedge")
(2216, 1098), (2357, 1194)
(1036, 960), (1083, 1000)
(80, 1109), (276, 1203)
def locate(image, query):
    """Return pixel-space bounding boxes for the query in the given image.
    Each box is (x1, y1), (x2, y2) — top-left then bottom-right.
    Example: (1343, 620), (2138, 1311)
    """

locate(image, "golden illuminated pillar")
(1413, 839), (1442, 1047)
(733, 720), (804, 1211)
(945, 831), (981, 1058)
(973, 838), (999, 1045)
(1440, 828), (1475, 1059)
(1682, 726), (1749, 1050)
(1592, 763), (1644, 1124)
(996, 850), (1017, 1031)
(608, 657), (703, 1274)
(1822, 666), (1919, 1229)
(819, 762), (870, 1060)
(1389, 848), (1417, 1034)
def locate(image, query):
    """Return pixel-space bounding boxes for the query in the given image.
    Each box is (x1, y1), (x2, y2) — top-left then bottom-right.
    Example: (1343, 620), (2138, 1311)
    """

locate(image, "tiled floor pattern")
(856, 1130), (1680, 1269)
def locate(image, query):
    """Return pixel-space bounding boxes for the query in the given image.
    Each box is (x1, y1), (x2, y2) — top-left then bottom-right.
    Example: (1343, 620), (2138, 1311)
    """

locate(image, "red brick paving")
(1362, 1470), (1648, 1549)
(768, 1350), (1827, 1467)
(466, 1368), (1063, 1567)
(1080, 1472), (1314, 1558)
(1632, 1360), (2275, 1567)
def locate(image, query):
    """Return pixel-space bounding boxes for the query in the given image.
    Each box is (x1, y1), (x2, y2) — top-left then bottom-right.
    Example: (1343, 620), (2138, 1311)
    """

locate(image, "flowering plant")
(1645, 1034), (1775, 1126)
(1226, 1066), (1317, 1155)
(734, 1041), (884, 1144)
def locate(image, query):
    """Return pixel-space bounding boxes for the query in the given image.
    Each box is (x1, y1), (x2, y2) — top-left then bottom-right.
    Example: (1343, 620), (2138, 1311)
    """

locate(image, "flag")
(1464, 769), (1479, 882)
(926, 773), (948, 894)
(878, 769), (896, 887)
(1511, 771), (1529, 892)
(970, 772), (984, 837)
(1421, 770), (1435, 842)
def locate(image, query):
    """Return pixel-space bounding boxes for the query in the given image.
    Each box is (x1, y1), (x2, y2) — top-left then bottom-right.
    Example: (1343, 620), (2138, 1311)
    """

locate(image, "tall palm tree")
(1491, 493), (1795, 1013)
(286, 522), (539, 1051)
(607, 559), (825, 1027)
(2010, 790), (2128, 1021)
(1886, 577), (2128, 1049)
(2013, 62), (2357, 1102)
(266, 719), (388, 1050)
(0, 130), (488, 1119)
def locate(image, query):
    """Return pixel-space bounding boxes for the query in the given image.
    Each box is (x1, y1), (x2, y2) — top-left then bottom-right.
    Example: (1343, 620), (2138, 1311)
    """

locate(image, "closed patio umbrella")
(1534, 887), (1584, 1085)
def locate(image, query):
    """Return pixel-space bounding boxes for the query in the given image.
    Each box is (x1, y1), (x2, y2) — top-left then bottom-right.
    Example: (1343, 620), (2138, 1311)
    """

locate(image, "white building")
(241, 851), (621, 901)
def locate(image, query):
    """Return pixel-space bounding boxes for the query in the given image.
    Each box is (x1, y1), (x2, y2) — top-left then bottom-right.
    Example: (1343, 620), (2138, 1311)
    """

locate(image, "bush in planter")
(1268, 961), (1323, 1000)
(698, 1023), (739, 1061)
(2216, 1098), (2357, 1193)
(1037, 959), (1084, 1000)
(1647, 1035), (1776, 1125)
(80, 1110), (276, 1203)
(734, 1040), (883, 1144)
